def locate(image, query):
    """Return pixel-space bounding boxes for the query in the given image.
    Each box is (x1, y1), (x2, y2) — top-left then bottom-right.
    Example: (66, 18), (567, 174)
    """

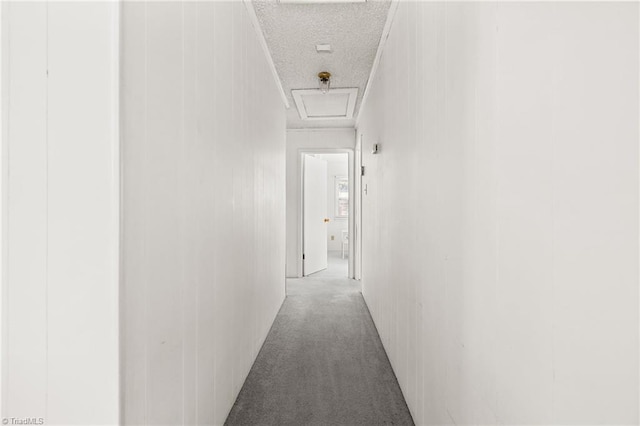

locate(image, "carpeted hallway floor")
(224, 256), (414, 426)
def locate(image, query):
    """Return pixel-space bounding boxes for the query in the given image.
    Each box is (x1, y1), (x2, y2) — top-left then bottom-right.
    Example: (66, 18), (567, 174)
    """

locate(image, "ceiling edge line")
(243, 0), (291, 109)
(354, 0), (399, 128)
(288, 127), (356, 131)
(287, 128), (356, 132)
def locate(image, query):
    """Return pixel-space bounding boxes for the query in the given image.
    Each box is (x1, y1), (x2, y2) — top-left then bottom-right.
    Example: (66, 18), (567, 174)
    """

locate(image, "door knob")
(324, 218), (330, 223)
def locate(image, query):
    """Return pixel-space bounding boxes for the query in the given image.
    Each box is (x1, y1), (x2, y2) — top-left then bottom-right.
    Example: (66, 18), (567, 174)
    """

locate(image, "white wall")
(286, 129), (355, 277)
(357, 2), (639, 425)
(318, 154), (349, 252)
(1, 2), (120, 424)
(121, 2), (286, 425)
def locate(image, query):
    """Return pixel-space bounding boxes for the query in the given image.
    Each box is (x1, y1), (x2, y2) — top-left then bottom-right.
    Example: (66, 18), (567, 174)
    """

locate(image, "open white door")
(303, 155), (328, 276)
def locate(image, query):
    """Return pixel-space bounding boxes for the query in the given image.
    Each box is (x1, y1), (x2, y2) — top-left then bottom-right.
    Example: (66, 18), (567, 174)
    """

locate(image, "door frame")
(297, 148), (355, 279)
(354, 133), (363, 281)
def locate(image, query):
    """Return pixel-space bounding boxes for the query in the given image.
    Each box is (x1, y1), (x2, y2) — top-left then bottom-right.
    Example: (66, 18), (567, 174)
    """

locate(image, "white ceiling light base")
(292, 88), (358, 120)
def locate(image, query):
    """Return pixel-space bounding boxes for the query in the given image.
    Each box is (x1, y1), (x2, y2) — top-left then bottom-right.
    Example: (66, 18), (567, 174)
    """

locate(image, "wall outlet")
(331, 235), (335, 240)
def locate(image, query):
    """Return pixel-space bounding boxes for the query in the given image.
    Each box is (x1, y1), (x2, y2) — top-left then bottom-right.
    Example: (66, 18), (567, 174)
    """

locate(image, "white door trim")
(296, 148), (355, 280)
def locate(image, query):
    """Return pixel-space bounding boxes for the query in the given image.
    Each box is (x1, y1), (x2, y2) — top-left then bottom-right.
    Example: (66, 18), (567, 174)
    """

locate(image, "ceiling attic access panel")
(292, 88), (358, 120)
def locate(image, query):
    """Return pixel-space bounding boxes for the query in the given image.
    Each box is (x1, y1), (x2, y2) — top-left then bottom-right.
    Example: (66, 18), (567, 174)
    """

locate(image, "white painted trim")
(242, 0), (290, 109)
(354, 131), (362, 281)
(355, 0), (399, 128)
(292, 88), (358, 120)
(288, 128), (355, 132)
(0, 1), (7, 418)
(110, 1), (122, 424)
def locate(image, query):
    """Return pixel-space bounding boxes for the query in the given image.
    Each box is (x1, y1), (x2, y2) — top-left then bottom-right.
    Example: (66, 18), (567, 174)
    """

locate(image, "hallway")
(225, 273), (413, 425)
(1, 1), (638, 425)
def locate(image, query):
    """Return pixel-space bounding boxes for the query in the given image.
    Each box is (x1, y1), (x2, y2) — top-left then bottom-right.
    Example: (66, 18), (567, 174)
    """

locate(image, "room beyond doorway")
(302, 152), (350, 278)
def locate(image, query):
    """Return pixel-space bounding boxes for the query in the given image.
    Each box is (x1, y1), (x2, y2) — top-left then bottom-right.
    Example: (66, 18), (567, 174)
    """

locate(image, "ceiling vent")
(292, 88), (358, 120)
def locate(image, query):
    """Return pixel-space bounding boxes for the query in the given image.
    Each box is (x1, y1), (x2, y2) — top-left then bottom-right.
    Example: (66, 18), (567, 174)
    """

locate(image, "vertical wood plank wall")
(2, 2), (120, 424)
(121, 2), (286, 424)
(358, 2), (639, 424)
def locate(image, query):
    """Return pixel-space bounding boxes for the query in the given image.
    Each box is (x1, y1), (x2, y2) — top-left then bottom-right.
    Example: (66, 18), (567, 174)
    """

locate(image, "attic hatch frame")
(292, 88), (358, 121)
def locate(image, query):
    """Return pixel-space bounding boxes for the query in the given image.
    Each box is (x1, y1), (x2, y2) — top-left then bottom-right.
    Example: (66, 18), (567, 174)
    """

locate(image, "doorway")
(300, 150), (353, 279)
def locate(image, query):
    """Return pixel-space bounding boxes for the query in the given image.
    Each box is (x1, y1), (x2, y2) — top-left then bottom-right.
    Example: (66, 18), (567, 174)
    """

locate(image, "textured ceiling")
(253, 0), (391, 129)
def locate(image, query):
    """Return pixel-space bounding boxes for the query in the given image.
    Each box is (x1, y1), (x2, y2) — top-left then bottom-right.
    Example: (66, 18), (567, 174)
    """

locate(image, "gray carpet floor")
(225, 256), (415, 426)
(306, 251), (349, 279)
